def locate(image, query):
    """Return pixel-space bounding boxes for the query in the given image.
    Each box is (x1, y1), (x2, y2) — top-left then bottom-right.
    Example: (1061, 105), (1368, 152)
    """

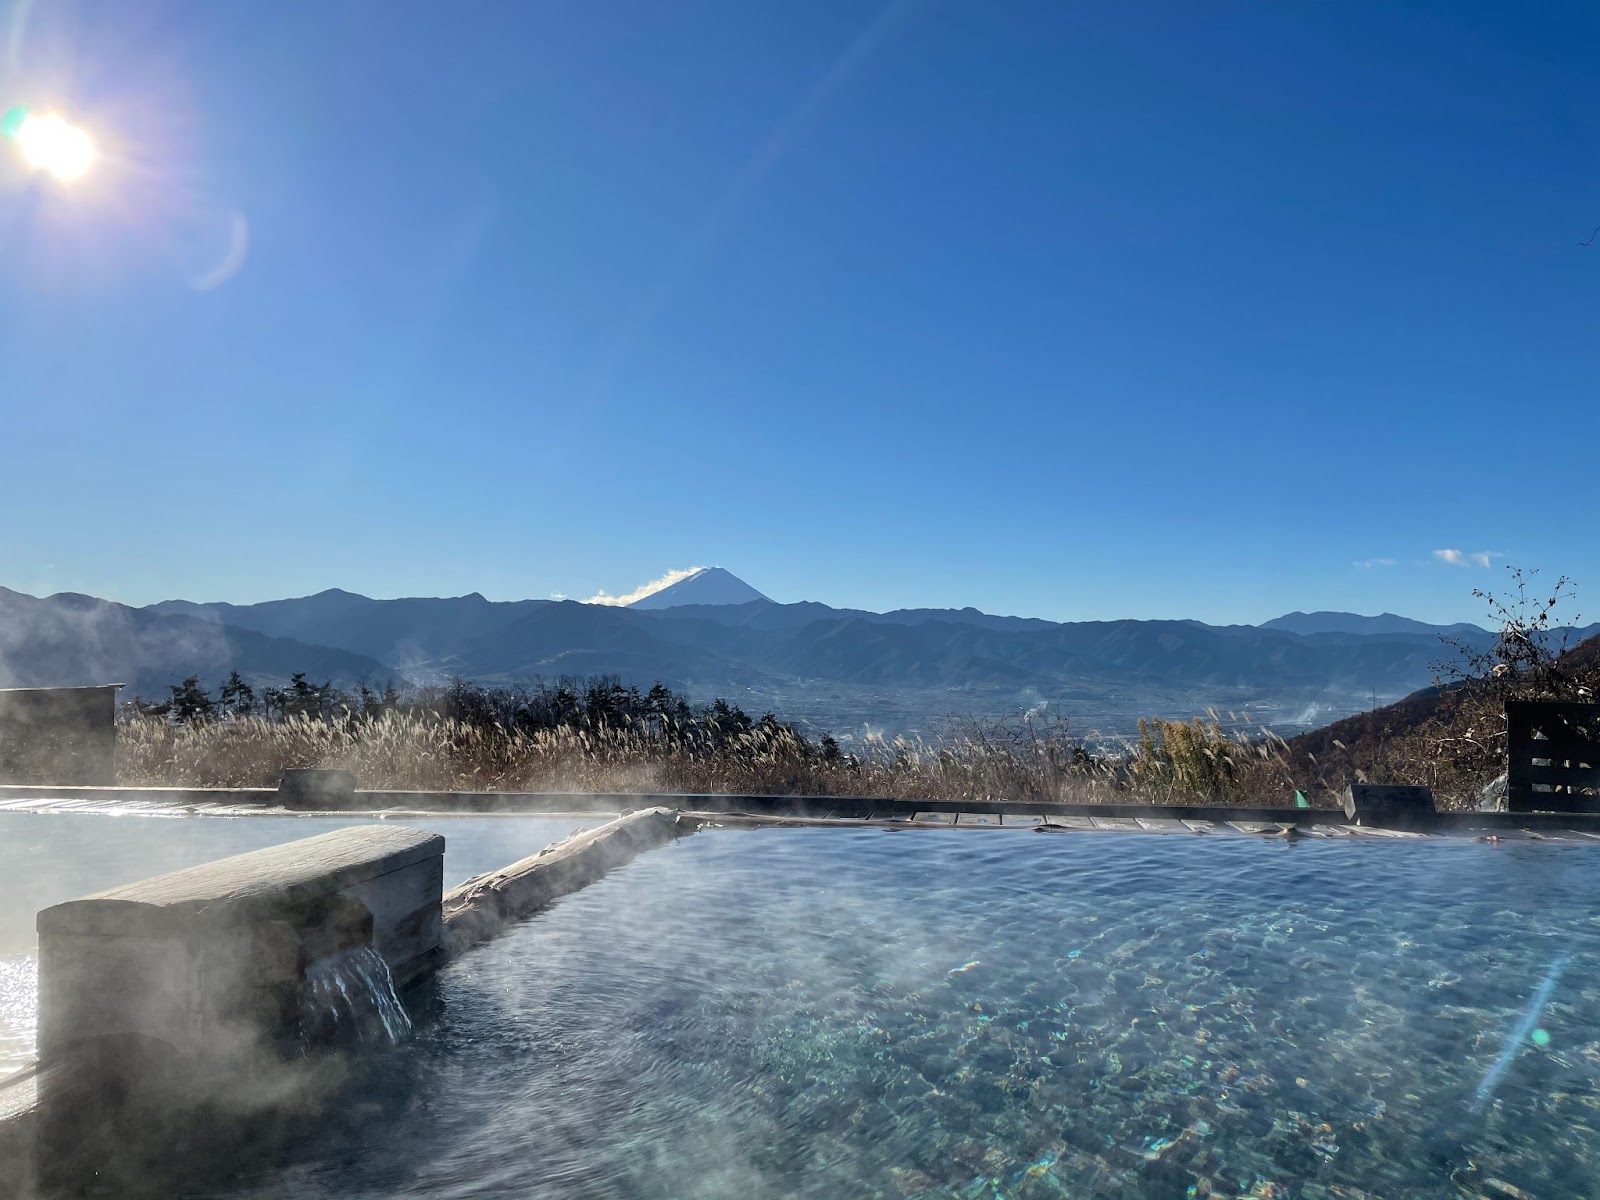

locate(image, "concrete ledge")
(0, 784), (277, 804)
(21, 825), (449, 1192)
(0, 784), (1343, 822)
(38, 824), (442, 937)
(0, 1069), (41, 1198)
(278, 768), (357, 809)
(442, 807), (692, 955)
(13, 783), (1600, 834)
(38, 825), (445, 1075)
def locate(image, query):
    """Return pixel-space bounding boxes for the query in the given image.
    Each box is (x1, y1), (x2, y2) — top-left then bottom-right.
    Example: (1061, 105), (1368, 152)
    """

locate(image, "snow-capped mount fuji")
(103, 575), (1598, 736)
(628, 567), (771, 610)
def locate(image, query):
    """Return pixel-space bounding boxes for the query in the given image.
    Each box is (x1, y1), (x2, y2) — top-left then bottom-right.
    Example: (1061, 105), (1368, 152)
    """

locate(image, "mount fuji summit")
(627, 568), (770, 610)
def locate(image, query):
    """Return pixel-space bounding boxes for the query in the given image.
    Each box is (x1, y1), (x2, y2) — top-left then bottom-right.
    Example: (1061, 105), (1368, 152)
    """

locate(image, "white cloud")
(1433, 549), (1500, 568)
(1354, 558), (1397, 569)
(584, 566), (704, 607)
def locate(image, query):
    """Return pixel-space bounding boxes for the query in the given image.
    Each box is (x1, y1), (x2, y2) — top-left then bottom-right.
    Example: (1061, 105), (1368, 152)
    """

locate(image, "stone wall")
(0, 685), (118, 786)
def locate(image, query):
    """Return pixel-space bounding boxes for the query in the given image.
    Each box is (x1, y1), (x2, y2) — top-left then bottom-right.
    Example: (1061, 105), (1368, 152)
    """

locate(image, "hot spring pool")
(190, 826), (1600, 1200)
(12, 818), (1600, 1199)
(0, 811), (605, 1081)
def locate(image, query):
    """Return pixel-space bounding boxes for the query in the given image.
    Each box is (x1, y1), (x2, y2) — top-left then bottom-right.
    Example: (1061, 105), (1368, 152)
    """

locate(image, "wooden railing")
(1507, 700), (1600, 813)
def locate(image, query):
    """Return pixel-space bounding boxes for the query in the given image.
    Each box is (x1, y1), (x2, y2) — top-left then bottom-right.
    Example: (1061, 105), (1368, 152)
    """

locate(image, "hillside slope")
(1281, 632), (1600, 806)
(1, 588), (401, 696)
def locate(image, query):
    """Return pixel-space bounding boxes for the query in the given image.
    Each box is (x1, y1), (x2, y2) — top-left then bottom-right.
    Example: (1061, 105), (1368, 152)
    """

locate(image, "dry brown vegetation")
(1282, 639), (1600, 810)
(121, 683), (1584, 811)
(115, 708), (1304, 808)
(1282, 571), (1599, 810)
(115, 570), (1597, 812)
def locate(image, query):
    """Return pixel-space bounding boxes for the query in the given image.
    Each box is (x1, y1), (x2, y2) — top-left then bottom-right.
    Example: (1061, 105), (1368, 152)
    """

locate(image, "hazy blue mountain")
(0, 588), (401, 697)
(875, 607), (1060, 633)
(629, 568), (770, 609)
(639, 598), (1059, 633)
(100, 577), (1600, 734)
(1261, 611), (1487, 637)
(636, 599), (852, 631)
(149, 589), (547, 676)
(738, 617), (1473, 691)
(135, 584), (1519, 698)
(452, 601), (770, 687)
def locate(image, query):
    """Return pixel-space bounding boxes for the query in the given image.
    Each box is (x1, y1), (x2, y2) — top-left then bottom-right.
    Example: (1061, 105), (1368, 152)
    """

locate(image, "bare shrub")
(1284, 567), (1599, 810)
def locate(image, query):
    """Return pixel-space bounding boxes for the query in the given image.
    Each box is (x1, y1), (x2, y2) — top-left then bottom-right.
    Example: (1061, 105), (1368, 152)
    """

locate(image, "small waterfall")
(302, 944), (412, 1045)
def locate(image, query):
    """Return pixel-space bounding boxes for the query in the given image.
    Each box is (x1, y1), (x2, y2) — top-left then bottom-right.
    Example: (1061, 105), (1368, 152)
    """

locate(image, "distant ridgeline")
(6, 574), (1598, 738)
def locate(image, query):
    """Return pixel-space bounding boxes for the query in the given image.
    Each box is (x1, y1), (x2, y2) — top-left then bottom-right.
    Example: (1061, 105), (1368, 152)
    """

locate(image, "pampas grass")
(115, 709), (1301, 807)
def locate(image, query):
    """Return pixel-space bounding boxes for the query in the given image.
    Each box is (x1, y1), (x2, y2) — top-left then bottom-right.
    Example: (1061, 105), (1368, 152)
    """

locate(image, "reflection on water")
(181, 829), (1600, 1200)
(0, 956), (34, 1079)
(0, 811), (604, 1080)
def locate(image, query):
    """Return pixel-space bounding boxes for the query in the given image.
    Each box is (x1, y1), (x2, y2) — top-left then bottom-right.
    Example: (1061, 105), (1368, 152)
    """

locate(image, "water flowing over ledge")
(303, 945), (412, 1046)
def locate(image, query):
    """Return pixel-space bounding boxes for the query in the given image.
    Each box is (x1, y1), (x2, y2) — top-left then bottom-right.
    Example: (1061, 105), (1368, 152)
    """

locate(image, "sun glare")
(4, 107), (96, 182)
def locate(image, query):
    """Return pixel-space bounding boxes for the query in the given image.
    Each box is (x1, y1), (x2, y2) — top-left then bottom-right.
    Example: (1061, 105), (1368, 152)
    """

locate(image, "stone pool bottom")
(186, 826), (1600, 1200)
(10, 818), (1600, 1198)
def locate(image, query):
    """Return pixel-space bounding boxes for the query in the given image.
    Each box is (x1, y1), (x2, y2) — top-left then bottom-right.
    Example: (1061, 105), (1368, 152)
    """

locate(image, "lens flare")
(1471, 950), (1571, 1114)
(6, 109), (96, 181)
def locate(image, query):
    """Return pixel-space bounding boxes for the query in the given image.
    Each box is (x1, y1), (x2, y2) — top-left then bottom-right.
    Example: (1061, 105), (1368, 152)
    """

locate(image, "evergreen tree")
(167, 676), (216, 725)
(219, 670), (255, 717)
(281, 672), (331, 719)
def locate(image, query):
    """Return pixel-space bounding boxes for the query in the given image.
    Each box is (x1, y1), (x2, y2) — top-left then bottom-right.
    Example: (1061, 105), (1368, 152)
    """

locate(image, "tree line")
(126, 671), (400, 724)
(125, 672), (850, 762)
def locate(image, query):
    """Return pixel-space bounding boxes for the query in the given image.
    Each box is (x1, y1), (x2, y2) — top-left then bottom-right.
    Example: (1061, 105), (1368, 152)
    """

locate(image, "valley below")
(686, 677), (1397, 746)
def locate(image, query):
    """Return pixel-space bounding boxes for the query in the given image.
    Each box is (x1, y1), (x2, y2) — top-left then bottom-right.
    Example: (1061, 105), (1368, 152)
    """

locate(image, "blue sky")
(1, 0), (1596, 625)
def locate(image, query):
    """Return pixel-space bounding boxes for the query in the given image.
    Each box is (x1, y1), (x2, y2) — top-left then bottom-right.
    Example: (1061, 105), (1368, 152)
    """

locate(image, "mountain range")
(1257, 611), (1487, 638)
(0, 587), (395, 697)
(6, 570), (1592, 738)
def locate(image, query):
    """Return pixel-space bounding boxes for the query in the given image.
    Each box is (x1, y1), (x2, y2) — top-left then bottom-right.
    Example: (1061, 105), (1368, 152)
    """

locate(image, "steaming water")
(304, 944), (413, 1044)
(0, 811), (603, 1079)
(174, 829), (1600, 1200)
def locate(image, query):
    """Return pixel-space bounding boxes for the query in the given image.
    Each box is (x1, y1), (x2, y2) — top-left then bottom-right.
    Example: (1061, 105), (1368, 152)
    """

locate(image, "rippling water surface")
(178, 828), (1600, 1200)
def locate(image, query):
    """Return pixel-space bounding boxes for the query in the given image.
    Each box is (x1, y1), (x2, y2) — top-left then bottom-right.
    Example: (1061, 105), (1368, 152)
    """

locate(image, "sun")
(3, 107), (97, 182)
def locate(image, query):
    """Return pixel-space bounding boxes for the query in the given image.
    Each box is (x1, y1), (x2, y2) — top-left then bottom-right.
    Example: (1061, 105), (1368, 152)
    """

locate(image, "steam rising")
(0, 812), (599, 1087)
(584, 566), (706, 607)
(0, 586), (236, 695)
